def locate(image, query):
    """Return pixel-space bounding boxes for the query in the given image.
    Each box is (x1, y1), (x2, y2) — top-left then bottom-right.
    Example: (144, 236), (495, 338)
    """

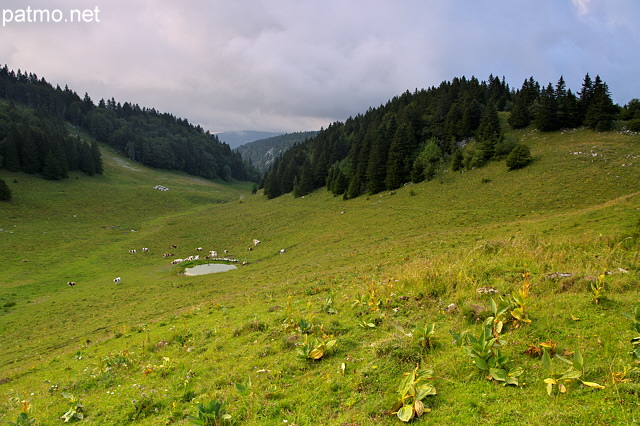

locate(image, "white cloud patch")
(572, 0), (592, 15)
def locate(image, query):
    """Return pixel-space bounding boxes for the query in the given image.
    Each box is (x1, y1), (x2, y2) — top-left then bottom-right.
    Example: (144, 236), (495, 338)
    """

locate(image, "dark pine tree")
(2, 129), (21, 172)
(365, 128), (387, 195)
(262, 157), (282, 199)
(0, 178), (11, 201)
(294, 159), (314, 197)
(535, 83), (558, 132)
(477, 100), (501, 160)
(385, 121), (414, 190)
(80, 143), (96, 175)
(554, 76), (569, 128)
(42, 150), (64, 180)
(91, 140), (103, 174)
(19, 129), (40, 174)
(583, 75), (616, 131)
(578, 73), (594, 125)
(508, 77), (539, 129)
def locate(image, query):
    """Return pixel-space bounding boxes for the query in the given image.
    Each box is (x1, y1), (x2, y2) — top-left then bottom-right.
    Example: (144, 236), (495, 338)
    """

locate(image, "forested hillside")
(235, 131), (319, 175)
(0, 102), (102, 180)
(0, 66), (259, 182)
(262, 74), (639, 199)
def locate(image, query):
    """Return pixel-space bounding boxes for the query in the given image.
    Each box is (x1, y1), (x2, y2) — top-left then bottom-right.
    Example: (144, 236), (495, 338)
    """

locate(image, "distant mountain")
(235, 131), (319, 175)
(216, 130), (285, 149)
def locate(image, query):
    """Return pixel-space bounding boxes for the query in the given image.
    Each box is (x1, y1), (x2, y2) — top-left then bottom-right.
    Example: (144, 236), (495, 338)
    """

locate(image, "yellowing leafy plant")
(390, 365), (437, 422)
(188, 399), (231, 425)
(297, 335), (337, 360)
(7, 401), (35, 426)
(323, 289), (338, 314)
(411, 323), (436, 349)
(461, 317), (523, 386)
(542, 349), (604, 396)
(60, 393), (84, 423)
(510, 276), (532, 327)
(623, 305), (640, 358)
(489, 297), (511, 335)
(352, 280), (393, 312)
(590, 272), (606, 304)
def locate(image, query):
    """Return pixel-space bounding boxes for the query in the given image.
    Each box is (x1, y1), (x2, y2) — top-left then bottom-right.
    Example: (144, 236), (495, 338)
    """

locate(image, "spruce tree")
(385, 121), (414, 190)
(506, 144), (532, 170)
(477, 101), (501, 160)
(345, 173), (362, 199)
(0, 178), (11, 201)
(578, 73), (594, 125)
(555, 76), (568, 128)
(42, 150), (64, 180)
(584, 75), (616, 131)
(91, 140), (103, 174)
(294, 159), (314, 197)
(2, 130), (21, 172)
(80, 143), (95, 175)
(508, 93), (531, 129)
(333, 168), (348, 195)
(534, 83), (558, 131)
(508, 78), (539, 129)
(366, 133), (387, 195)
(19, 131), (40, 174)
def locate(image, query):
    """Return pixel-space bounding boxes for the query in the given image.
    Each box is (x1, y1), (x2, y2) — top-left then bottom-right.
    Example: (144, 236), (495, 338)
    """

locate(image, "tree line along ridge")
(0, 65), (260, 184)
(261, 74), (640, 200)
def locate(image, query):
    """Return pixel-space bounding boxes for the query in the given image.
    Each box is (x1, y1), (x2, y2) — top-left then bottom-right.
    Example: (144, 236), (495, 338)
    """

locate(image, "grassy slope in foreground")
(0, 128), (639, 424)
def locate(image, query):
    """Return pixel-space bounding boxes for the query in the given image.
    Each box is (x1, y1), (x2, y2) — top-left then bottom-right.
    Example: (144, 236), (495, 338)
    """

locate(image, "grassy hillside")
(1, 128), (640, 424)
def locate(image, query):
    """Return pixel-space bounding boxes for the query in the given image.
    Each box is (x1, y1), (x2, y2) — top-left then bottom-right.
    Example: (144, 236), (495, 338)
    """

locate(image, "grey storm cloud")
(1, 0), (639, 133)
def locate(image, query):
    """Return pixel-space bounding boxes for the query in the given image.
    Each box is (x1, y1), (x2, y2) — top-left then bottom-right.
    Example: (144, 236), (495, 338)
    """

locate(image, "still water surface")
(184, 263), (237, 276)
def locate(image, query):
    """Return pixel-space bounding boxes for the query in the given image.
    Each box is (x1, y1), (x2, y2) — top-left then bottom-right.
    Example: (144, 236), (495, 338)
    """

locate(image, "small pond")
(184, 263), (238, 276)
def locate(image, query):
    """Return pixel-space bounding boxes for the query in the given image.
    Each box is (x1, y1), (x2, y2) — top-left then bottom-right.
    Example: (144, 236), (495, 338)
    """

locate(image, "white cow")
(114, 277), (121, 283)
(253, 239), (261, 247)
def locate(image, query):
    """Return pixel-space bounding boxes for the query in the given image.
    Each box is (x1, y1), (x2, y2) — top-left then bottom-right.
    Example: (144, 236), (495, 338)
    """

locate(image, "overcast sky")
(1, 0), (639, 133)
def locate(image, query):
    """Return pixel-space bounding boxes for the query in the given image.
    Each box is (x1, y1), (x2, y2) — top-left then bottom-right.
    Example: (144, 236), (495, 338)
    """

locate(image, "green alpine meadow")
(1, 68), (640, 424)
(2, 126), (639, 424)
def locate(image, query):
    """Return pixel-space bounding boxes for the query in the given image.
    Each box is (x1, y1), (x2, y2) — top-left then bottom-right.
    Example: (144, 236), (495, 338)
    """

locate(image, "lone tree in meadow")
(506, 144), (532, 170)
(0, 178), (11, 201)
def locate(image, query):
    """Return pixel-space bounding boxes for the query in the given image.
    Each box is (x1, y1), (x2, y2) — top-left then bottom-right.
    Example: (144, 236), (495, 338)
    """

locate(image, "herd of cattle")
(66, 239), (278, 286)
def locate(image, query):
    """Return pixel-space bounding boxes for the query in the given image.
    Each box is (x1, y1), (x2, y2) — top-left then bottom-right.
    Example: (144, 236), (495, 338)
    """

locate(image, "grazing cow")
(171, 244), (178, 249)
(196, 247), (203, 251)
(129, 249), (137, 254)
(67, 281), (76, 286)
(209, 250), (217, 257)
(224, 249), (229, 254)
(142, 248), (149, 252)
(253, 239), (261, 247)
(114, 277), (121, 283)
(279, 249), (286, 254)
